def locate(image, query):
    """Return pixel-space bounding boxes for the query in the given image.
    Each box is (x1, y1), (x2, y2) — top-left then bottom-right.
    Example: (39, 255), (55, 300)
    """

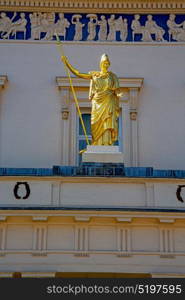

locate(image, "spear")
(55, 33), (90, 149)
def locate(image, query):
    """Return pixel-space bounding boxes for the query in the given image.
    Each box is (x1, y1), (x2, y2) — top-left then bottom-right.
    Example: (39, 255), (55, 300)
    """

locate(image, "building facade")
(0, 0), (185, 278)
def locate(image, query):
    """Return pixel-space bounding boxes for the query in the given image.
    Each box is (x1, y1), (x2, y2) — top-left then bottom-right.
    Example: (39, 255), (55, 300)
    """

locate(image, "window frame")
(56, 77), (143, 167)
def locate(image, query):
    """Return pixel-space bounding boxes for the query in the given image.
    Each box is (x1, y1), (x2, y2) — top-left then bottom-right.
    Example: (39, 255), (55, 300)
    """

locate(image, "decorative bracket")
(0, 76), (8, 90)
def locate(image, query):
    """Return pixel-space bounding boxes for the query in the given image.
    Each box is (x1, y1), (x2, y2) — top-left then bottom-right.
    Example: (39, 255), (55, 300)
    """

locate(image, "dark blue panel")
(53, 166), (77, 176)
(0, 166), (185, 178)
(124, 167), (153, 177)
(1, 11), (185, 42)
(0, 168), (53, 176)
(153, 169), (185, 178)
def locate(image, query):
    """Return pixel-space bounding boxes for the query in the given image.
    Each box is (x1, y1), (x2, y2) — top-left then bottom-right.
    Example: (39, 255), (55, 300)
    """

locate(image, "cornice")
(0, 0), (185, 13)
(0, 209), (185, 218)
(56, 77), (144, 89)
(0, 176), (185, 184)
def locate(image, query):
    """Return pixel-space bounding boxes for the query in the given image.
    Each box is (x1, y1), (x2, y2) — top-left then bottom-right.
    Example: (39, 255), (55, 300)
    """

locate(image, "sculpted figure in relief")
(55, 13), (70, 40)
(38, 13), (49, 39)
(29, 12), (41, 39)
(45, 12), (56, 40)
(72, 14), (84, 41)
(176, 22), (185, 41)
(167, 14), (185, 41)
(2, 12), (27, 39)
(144, 15), (165, 42)
(116, 16), (128, 41)
(61, 54), (122, 146)
(39, 13), (56, 40)
(107, 14), (117, 41)
(98, 15), (107, 41)
(131, 14), (152, 42)
(87, 14), (97, 40)
(0, 12), (17, 37)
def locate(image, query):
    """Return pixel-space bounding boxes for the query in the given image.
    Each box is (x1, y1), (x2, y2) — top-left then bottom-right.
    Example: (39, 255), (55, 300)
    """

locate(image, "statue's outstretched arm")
(61, 56), (92, 80)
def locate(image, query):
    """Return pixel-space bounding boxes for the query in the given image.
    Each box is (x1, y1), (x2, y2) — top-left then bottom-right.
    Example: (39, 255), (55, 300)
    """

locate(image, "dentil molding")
(0, 0), (185, 13)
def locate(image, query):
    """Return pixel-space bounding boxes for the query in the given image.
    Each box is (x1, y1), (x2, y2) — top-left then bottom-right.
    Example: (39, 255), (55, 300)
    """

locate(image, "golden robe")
(89, 71), (120, 145)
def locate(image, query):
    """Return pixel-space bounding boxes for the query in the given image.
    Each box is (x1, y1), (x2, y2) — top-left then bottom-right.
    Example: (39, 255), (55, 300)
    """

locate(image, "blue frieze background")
(0, 11), (185, 42)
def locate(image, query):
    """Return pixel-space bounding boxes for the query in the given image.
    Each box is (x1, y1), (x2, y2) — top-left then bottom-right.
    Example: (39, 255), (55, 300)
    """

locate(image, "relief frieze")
(0, 12), (185, 42)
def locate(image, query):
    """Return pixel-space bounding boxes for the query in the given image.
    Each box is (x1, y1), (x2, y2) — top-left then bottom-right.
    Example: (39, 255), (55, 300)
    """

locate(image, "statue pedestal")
(82, 145), (124, 163)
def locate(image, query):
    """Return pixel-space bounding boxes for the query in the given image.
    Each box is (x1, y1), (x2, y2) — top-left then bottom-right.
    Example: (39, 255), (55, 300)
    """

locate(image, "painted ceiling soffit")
(0, 1), (185, 13)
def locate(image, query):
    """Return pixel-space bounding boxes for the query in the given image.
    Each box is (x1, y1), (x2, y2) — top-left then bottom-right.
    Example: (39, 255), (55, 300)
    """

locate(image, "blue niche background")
(0, 12), (185, 42)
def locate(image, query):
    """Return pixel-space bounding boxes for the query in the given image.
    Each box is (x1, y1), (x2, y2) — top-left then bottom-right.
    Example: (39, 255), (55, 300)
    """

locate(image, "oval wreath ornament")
(13, 182), (31, 200)
(176, 185), (185, 203)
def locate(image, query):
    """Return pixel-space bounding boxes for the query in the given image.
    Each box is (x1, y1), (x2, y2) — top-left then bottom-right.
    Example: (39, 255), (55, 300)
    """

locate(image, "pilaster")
(33, 225), (47, 253)
(74, 225), (89, 254)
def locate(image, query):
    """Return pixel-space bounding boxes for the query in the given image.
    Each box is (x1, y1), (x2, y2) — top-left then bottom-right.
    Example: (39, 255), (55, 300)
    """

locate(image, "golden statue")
(61, 53), (122, 146)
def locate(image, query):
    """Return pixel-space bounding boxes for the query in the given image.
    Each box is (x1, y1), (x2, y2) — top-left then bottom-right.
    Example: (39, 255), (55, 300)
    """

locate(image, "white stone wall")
(0, 40), (185, 276)
(0, 41), (185, 169)
(0, 177), (184, 275)
(0, 211), (184, 275)
(0, 178), (184, 209)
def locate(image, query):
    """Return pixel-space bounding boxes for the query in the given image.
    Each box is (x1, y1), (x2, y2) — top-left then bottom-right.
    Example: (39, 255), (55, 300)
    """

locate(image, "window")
(77, 110), (123, 165)
(77, 112), (92, 164)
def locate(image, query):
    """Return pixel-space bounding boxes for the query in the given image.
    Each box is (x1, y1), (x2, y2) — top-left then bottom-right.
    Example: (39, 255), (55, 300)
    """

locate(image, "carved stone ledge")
(0, 216), (7, 222)
(74, 252), (89, 257)
(56, 77), (89, 89)
(117, 253), (132, 257)
(74, 216), (91, 222)
(119, 78), (143, 89)
(32, 252), (47, 256)
(0, 75), (8, 89)
(56, 77), (143, 89)
(32, 216), (48, 222)
(22, 272), (55, 277)
(159, 218), (175, 224)
(160, 254), (175, 259)
(151, 273), (185, 278)
(116, 217), (132, 223)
